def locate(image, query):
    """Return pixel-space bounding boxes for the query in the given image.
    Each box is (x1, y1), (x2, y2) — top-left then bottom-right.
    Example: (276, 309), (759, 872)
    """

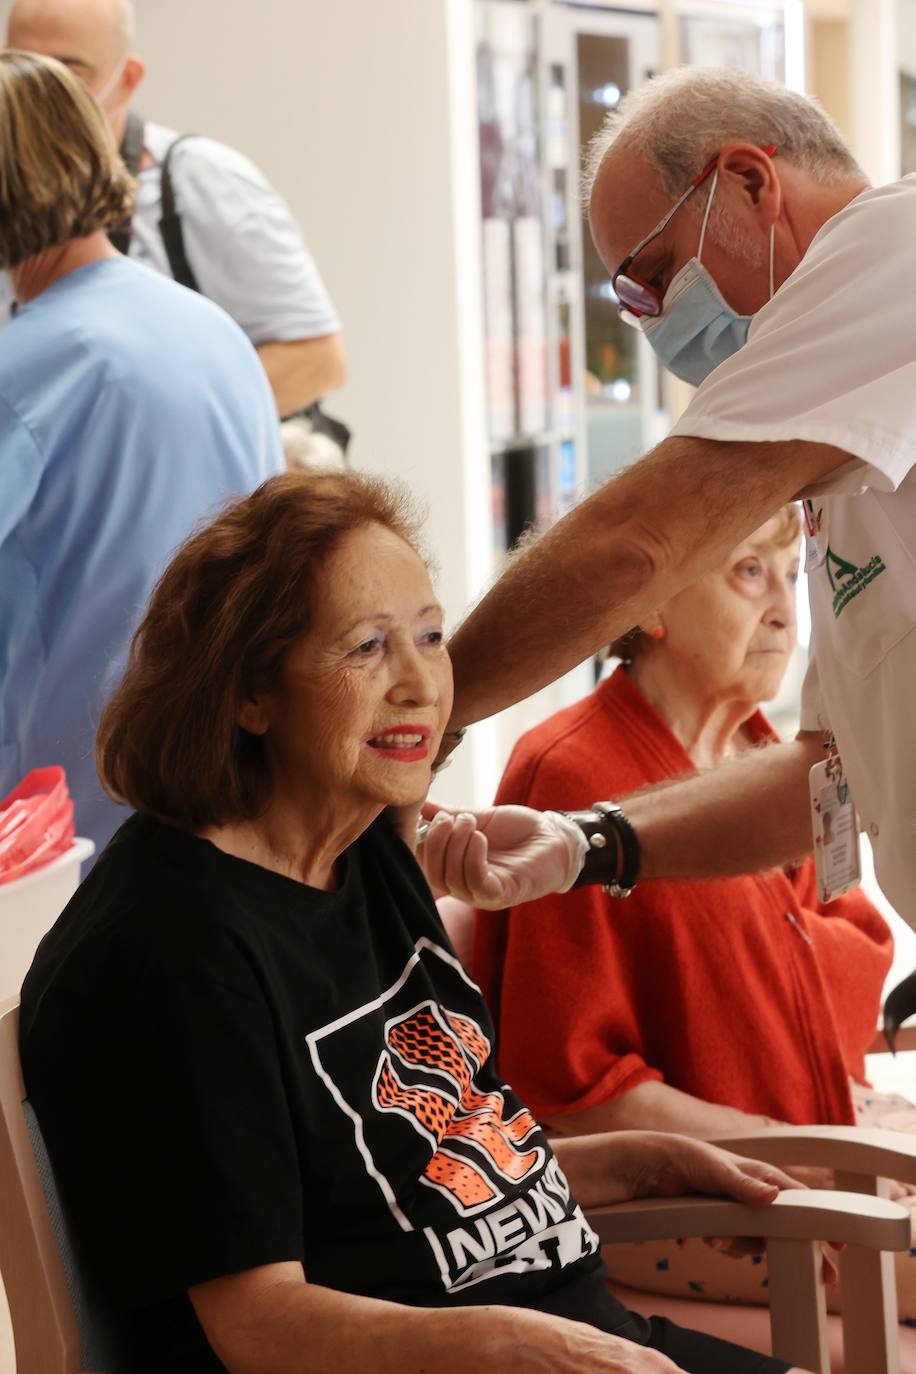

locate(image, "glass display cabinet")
(475, 0), (798, 551)
(476, 0), (664, 558)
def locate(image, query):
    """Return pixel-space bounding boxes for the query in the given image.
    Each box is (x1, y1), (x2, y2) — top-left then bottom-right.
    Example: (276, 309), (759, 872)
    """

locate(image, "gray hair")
(584, 66), (863, 207)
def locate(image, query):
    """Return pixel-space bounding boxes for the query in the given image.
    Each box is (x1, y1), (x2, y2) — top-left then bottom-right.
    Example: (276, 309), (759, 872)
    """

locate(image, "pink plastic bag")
(0, 767), (75, 885)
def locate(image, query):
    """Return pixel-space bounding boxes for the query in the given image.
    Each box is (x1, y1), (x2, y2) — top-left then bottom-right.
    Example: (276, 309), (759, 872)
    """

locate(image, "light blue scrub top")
(0, 257), (284, 858)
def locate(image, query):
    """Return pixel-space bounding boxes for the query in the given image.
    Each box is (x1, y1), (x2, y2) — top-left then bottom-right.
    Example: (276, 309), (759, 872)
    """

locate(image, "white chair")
(0, 838), (95, 1372)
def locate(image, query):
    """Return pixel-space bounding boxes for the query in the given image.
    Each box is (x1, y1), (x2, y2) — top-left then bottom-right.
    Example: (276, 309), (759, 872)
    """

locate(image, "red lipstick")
(365, 724), (431, 762)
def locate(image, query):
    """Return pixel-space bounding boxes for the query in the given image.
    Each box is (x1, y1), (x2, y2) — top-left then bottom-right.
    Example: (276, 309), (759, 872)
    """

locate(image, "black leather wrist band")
(562, 810), (620, 889)
(594, 801), (640, 896)
(564, 802), (640, 897)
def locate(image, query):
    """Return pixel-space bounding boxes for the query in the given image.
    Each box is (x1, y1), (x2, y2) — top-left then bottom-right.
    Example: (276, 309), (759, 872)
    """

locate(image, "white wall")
(899, 0), (916, 74)
(848, 0), (900, 183)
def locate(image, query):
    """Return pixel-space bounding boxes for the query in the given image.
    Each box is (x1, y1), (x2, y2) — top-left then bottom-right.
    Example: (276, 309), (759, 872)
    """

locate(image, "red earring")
(647, 625), (666, 641)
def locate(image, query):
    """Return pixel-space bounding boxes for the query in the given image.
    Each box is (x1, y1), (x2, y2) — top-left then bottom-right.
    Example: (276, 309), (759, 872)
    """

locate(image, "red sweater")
(473, 667), (892, 1127)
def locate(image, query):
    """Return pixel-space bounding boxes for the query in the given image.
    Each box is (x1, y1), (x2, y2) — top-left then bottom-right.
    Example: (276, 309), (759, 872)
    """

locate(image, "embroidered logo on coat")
(825, 544), (886, 619)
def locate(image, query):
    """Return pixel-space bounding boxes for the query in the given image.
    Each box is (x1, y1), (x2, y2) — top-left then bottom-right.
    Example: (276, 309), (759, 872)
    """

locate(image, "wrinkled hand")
(416, 802), (584, 908)
(630, 1134), (799, 1207)
(630, 1135), (843, 1284)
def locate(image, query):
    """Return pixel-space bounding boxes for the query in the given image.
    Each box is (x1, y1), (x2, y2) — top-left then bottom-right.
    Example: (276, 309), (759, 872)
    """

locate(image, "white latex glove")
(417, 801), (586, 908)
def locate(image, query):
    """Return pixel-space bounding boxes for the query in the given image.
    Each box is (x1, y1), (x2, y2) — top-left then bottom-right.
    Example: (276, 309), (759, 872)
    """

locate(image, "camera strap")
(107, 107), (146, 256)
(158, 134), (203, 292)
(108, 112), (200, 294)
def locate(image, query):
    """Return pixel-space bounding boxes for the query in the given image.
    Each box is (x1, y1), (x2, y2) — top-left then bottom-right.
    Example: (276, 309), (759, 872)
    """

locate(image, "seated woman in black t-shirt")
(21, 471), (812, 1374)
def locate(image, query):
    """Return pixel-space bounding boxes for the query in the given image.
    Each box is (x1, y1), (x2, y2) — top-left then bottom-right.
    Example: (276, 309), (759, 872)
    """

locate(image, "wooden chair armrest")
(868, 1024), (916, 1054)
(710, 1125), (916, 1184)
(586, 1188), (910, 1249)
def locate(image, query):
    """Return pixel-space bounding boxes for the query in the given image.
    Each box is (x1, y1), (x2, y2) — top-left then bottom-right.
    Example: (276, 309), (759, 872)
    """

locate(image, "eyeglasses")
(610, 144), (777, 319)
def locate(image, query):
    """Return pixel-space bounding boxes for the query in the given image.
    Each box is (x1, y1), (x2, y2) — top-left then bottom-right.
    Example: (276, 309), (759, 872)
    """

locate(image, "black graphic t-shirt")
(20, 813), (626, 1372)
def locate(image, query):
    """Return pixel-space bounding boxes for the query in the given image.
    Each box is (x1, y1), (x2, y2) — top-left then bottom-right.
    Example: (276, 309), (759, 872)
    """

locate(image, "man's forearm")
(447, 435), (846, 730)
(257, 333), (347, 417)
(624, 733), (823, 880)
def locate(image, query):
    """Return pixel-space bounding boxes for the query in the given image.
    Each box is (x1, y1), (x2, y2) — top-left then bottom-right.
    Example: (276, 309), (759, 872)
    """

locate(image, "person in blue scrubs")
(0, 50), (284, 858)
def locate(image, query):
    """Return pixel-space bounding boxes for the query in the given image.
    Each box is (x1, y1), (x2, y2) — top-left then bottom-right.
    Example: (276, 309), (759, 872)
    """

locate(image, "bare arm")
(191, 1268), (485, 1374)
(189, 1259), (684, 1374)
(624, 731), (824, 880)
(447, 435), (847, 732)
(257, 332), (347, 417)
(550, 1130), (795, 1213)
(545, 1081), (779, 1142)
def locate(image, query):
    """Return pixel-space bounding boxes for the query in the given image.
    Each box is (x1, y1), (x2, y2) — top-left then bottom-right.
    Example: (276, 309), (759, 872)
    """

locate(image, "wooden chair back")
(0, 998), (93, 1374)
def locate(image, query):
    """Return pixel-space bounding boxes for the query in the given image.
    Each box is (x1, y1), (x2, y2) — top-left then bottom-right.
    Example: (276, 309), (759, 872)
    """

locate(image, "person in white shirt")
(4, 0), (347, 423)
(431, 67), (916, 941)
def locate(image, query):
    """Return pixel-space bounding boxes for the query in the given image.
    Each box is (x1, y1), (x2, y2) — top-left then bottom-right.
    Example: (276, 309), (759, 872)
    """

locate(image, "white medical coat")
(672, 176), (916, 926)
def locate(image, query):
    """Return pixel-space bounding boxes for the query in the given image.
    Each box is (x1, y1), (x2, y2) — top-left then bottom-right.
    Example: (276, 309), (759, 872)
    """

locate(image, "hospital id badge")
(803, 499), (826, 572)
(808, 757), (861, 902)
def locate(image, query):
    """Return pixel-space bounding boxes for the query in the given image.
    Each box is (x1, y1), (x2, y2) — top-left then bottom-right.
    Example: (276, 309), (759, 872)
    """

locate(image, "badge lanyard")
(808, 731), (861, 902)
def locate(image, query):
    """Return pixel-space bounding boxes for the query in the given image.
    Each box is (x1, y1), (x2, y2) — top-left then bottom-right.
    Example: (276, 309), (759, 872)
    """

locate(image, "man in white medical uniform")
(435, 67), (916, 934)
(4, 0), (347, 423)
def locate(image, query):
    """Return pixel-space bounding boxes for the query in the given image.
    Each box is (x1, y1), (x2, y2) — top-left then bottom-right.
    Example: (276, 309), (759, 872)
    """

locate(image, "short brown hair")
(0, 51), (134, 269)
(97, 471), (425, 830)
(608, 503), (801, 662)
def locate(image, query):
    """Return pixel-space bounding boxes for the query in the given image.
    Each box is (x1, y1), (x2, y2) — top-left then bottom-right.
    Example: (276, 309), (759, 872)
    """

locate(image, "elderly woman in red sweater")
(472, 505), (916, 1316)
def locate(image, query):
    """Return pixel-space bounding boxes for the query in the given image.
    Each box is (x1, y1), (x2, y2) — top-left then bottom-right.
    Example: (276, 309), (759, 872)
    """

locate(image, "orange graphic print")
(375, 1058), (454, 1139)
(445, 1011), (489, 1067)
(373, 1002), (542, 1213)
(424, 1151), (497, 1208)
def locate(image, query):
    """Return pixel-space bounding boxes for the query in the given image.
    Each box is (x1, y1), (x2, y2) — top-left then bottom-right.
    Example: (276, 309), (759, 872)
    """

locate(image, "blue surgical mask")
(642, 169), (774, 387)
(642, 259), (753, 386)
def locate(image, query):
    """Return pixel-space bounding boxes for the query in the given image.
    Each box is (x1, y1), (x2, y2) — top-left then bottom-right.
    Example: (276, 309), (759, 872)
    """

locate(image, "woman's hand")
(416, 802), (584, 907)
(625, 1135), (842, 1284)
(615, 1132), (798, 1208)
